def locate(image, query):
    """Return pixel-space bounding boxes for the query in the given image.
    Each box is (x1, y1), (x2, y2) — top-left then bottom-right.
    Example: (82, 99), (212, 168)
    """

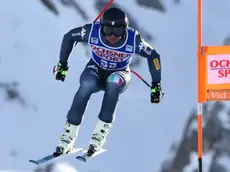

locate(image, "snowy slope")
(1, 0), (230, 172)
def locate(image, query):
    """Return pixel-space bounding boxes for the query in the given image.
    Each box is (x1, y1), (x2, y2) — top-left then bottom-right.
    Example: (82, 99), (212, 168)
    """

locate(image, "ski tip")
(29, 160), (39, 165)
(76, 156), (87, 162)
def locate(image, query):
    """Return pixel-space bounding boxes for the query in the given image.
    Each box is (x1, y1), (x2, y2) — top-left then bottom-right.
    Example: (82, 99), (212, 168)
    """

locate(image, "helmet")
(100, 7), (129, 37)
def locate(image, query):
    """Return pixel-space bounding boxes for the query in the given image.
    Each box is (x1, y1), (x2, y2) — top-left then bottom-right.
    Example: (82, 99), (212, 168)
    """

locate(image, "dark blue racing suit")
(58, 22), (161, 125)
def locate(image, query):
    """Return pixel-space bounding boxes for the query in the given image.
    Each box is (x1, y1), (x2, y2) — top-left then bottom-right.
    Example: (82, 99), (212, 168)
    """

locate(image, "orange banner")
(199, 46), (230, 101)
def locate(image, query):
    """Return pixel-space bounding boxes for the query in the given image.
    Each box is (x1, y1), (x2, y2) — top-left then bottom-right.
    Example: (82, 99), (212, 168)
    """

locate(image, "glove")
(55, 61), (69, 82)
(150, 82), (161, 103)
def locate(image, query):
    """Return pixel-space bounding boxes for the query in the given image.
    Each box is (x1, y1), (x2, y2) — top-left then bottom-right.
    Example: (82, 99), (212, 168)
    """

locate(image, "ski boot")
(53, 122), (79, 156)
(87, 119), (112, 157)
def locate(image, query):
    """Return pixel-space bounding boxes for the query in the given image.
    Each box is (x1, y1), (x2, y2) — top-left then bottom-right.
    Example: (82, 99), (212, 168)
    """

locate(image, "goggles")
(102, 26), (125, 37)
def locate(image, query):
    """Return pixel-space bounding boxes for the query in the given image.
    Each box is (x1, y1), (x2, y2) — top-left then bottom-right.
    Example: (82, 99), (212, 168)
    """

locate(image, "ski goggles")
(102, 26), (125, 37)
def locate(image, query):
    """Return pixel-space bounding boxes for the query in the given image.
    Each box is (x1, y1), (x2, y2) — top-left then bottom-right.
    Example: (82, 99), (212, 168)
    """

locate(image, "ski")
(76, 148), (106, 162)
(29, 148), (84, 165)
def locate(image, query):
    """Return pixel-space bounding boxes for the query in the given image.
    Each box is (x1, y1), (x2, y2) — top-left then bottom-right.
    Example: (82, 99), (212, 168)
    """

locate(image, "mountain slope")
(1, 0), (230, 172)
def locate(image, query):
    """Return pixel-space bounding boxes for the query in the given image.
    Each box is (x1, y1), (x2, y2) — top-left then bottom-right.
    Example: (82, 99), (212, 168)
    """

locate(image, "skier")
(54, 7), (162, 156)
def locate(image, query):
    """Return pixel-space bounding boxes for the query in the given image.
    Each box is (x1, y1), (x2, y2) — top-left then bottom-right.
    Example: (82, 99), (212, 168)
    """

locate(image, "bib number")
(101, 59), (117, 69)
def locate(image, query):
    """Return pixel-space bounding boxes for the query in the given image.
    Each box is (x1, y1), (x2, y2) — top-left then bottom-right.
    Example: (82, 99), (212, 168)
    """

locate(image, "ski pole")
(130, 70), (151, 88)
(93, 0), (115, 23)
(131, 70), (165, 99)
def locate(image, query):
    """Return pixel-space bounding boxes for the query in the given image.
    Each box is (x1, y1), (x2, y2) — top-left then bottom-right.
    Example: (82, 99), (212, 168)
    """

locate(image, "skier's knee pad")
(107, 72), (124, 93)
(107, 72), (129, 93)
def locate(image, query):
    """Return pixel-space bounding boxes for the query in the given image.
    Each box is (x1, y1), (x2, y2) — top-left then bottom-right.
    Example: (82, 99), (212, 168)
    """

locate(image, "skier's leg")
(67, 65), (101, 126)
(56, 64), (102, 154)
(99, 70), (131, 122)
(88, 70), (131, 154)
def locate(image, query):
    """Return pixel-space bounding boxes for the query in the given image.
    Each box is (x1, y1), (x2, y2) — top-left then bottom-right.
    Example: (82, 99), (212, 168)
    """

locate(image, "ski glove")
(55, 61), (69, 82)
(151, 82), (161, 103)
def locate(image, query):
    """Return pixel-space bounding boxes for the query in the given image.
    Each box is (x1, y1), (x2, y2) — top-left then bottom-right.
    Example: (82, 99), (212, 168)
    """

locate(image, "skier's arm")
(59, 23), (92, 66)
(134, 31), (161, 84)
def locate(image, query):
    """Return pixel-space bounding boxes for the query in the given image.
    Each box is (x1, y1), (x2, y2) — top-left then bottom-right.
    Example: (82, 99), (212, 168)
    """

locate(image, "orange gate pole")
(197, 0), (204, 171)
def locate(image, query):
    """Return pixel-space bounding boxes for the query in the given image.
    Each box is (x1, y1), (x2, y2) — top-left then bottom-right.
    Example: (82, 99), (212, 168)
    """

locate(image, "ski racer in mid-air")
(53, 7), (162, 156)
